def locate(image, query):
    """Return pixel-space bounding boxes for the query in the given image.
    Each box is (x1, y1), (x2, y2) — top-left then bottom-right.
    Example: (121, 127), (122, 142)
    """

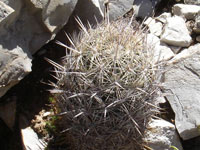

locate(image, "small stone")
(186, 20), (195, 34)
(146, 34), (174, 63)
(144, 17), (163, 37)
(161, 16), (192, 47)
(156, 96), (167, 104)
(144, 119), (183, 150)
(43, 111), (51, 118)
(172, 4), (200, 20)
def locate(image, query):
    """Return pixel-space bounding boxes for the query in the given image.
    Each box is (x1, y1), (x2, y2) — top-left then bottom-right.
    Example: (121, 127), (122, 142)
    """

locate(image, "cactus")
(48, 18), (161, 150)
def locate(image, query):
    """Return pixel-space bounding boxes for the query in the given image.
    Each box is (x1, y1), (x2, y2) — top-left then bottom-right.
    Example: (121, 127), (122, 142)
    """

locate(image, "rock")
(147, 33), (160, 47)
(163, 49), (200, 140)
(0, 98), (16, 130)
(160, 16), (192, 47)
(133, 0), (161, 19)
(156, 96), (166, 104)
(0, 1), (15, 29)
(0, 0), (78, 98)
(156, 12), (172, 24)
(72, 0), (103, 25)
(147, 34), (174, 63)
(196, 35), (200, 42)
(194, 11), (200, 34)
(184, 0), (200, 5)
(55, 0), (104, 46)
(172, 4), (200, 20)
(155, 43), (174, 62)
(186, 20), (195, 34)
(98, 0), (134, 21)
(0, 49), (32, 98)
(169, 43), (200, 64)
(37, 0), (77, 33)
(56, 0), (135, 46)
(144, 17), (163, 37)
(155, 90), (167, 105)
(144, 119), (183, 150)
(21, 127), (47, 150)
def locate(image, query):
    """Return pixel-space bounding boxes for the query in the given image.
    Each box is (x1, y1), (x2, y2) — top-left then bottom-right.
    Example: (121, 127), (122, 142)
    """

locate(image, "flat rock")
(163, 49), (200, 140)
(147, 34), (174, 63)
(144, 119), (183, 150)
(169, 43), (200, 64)
(172, 4), (200, 20)
(21, 127), (47, 150)
(144, 17), (163, 37)
(160, 16), (192, 47)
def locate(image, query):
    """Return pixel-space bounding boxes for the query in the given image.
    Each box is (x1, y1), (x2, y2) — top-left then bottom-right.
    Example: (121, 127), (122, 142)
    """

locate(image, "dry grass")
(48, 18), (161, 150)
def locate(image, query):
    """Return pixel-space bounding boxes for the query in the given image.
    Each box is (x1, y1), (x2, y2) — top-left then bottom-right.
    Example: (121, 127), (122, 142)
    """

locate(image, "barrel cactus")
(49, 18), (161, 150)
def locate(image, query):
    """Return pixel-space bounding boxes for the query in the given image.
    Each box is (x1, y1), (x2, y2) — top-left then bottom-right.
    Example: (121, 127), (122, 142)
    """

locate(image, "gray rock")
(0, 48), (32, 98)
(169, 44), (200, 64)
(184, 0), (200, 5)
(163, 49), (200, 140)
(154, 42), (174, 62)
(144, 17), (163, 37)
(0, 0), (78, 98)
(172, 4), (200, 20)
(133, 0), (161, 19)
(0, 0), (22, 20)
(194, 11), (200, 34)
(147, 34), (174, 63)
(144, 119), (183, 150)
(0, 1), (14, 28)
(72, 0), (103, 25)
(56, 0), (135, 45)
(160, 16), (192, 47)
(55, 0), (104, 45)
(99, 0), (134, 21)
(196, 35), (200, 42)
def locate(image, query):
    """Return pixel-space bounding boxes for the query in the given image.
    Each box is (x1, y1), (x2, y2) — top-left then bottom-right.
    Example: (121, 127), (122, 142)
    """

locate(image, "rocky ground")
(1, 0), (200, 150)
